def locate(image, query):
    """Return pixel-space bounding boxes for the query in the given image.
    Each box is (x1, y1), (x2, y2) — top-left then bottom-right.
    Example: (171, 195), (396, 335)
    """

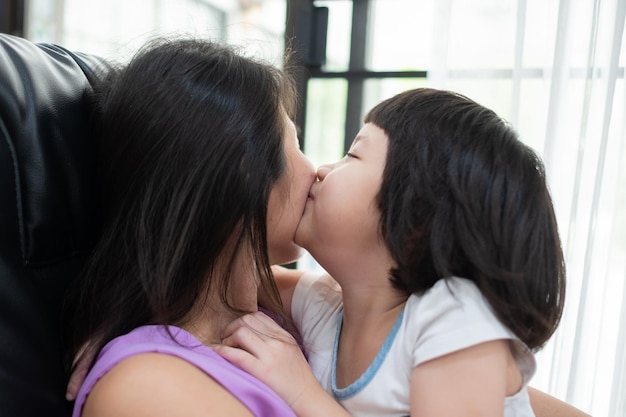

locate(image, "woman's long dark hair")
(63, 38), (296, 372)
(367, 88), (565, 350)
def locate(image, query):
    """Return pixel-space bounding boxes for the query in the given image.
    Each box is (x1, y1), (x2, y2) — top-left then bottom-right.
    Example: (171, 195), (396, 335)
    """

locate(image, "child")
(217, 87), (566, 417)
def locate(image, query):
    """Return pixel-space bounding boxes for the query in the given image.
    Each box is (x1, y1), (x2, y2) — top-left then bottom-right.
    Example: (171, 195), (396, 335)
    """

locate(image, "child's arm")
(216, 311), (351, 417)
(410, 340), (511, 416)
(218, 319), (591, 417)
(528, 387), (591, 417)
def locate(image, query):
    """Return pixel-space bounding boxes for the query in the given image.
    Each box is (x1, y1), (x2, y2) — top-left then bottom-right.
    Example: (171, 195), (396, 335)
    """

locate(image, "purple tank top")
(73, 325), (296, 417)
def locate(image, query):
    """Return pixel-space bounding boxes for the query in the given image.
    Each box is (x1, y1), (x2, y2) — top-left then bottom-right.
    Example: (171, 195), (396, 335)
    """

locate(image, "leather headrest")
(0, 34), (108, 266)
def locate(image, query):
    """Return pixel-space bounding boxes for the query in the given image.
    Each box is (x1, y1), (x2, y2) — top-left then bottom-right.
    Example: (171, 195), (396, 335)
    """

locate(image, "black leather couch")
(0, 33), (107, 416)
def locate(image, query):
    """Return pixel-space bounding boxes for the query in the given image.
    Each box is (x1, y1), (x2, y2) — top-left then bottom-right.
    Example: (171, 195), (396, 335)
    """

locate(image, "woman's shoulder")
(82, 352), (254, 416)
(79, 326), (296, 417)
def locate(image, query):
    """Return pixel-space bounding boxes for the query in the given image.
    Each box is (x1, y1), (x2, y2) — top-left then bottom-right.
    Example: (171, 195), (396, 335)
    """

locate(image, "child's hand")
(216, 311), (314, 405)
(216, 311), (350, 417)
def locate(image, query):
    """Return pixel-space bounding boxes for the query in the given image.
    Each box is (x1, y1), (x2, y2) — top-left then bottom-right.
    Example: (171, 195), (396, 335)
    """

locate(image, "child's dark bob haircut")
(367, 88), (565, 350)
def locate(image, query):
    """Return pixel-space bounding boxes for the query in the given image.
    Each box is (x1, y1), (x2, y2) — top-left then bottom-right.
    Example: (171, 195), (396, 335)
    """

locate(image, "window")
(26, 0), (287, 63)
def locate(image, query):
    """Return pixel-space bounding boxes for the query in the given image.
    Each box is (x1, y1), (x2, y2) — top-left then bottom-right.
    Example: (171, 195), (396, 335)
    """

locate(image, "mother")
(62, 38), (315, 417)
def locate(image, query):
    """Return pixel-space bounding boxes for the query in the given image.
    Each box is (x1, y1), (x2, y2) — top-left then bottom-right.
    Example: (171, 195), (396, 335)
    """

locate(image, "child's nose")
(316, 165), (331, 180)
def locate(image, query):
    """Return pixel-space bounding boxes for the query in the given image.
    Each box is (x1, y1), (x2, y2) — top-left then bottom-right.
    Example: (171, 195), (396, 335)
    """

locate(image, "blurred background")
(2, 0), (624, 415)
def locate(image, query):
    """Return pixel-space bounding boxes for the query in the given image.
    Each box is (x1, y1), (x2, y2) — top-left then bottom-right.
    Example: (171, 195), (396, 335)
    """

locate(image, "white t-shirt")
(292, 271), (536, 417)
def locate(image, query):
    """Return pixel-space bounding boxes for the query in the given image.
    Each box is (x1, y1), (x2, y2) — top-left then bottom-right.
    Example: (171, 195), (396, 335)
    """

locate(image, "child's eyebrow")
(349, 133), (376, 149)
(350, 135), (363, 146)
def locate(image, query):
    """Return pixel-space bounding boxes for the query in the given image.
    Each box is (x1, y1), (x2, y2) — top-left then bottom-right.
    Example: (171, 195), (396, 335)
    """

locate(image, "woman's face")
(266, 119), (316, 265)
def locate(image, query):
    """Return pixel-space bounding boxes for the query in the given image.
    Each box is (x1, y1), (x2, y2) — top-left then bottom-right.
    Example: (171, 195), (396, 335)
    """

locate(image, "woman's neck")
(180, 255), (259, 347)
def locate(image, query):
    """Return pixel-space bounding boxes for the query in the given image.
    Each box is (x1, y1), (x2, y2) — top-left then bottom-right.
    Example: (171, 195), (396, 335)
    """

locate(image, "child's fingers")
(242, 311), (297, 343)
(220, 311), (270, 339)
(221, 322), (266, 357)
(220, 315), (248, 339)
(213, 344), (258, 373)
(243, 310), (286, 330)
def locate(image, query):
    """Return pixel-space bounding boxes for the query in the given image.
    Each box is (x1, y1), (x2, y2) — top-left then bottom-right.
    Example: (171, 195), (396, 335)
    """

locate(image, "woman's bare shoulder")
(82, 352), (254, 417)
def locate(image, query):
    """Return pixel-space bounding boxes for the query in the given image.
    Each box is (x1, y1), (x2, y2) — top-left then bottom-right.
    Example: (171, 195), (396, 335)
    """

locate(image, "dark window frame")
(285, 0), (427, 152)
(0, 0), (25, 36)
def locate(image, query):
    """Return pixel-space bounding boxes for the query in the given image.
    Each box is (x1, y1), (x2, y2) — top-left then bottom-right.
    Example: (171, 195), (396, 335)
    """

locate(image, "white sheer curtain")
(539, 1), (626, 415)
(427, 1), (625, 415)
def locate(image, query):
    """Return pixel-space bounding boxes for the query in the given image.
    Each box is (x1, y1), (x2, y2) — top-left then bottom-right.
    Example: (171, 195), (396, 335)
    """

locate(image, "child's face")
(295, 123), (389, 270)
